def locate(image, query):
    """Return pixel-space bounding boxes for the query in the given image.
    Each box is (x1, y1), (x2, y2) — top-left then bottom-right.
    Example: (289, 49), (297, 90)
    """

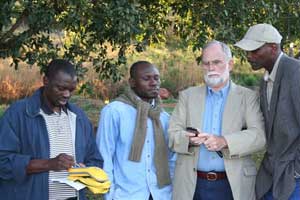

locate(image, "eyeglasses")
(201, 59), (226, 69)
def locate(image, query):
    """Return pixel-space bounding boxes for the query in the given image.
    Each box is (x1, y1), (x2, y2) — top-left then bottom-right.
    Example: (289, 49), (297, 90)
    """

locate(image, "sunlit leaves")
(1, 0), (300, 80)
(171, 0), (300, 49)
(0, 0), (172, 81)
(171, 0), (300, 61)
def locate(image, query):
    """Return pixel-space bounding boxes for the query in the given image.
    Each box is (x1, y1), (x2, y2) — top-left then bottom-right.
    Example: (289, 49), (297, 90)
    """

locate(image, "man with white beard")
(168, 40), (266, 200)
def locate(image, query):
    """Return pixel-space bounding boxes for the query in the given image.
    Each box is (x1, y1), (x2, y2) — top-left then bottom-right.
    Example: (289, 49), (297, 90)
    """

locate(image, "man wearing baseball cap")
(235, 23), (300, 200)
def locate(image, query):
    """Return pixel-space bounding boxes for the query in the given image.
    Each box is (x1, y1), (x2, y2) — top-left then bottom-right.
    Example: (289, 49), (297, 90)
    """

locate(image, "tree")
(0, 0), (171, 81)
(1, 0), (300, 81)
(171, 0), (300, 60)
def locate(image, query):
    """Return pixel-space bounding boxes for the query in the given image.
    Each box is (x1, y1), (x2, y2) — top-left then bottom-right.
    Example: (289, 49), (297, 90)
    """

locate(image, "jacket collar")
(26, 87), (77, 118)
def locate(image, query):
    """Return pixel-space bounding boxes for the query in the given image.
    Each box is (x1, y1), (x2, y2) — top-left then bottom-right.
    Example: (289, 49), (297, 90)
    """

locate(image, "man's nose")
(62, 90), (71, 97)
(149, 78), (159, 86)
(207, 64), (217, 71)
(203, 62), (218, 71)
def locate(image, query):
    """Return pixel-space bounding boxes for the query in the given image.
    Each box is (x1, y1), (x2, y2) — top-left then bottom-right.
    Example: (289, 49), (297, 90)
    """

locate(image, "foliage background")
(1, 1), (299, 199)
(1, 0), (300, 80)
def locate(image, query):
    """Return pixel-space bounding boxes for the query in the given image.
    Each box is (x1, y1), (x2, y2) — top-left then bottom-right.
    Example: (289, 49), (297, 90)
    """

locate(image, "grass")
(163, 106), (175, 115)
(69, 95), (105, 128)
(0, 104), (8, 117)
(0, 59), (42, 104)
(162, 98), (178, 104)
(162, 98), (177, 114)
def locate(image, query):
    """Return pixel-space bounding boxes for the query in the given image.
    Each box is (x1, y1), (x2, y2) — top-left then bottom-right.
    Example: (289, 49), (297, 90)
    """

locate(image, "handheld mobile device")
(216, 151), (223, 158)
(186, 127), (199, 137)
(186, 127), (223, 157)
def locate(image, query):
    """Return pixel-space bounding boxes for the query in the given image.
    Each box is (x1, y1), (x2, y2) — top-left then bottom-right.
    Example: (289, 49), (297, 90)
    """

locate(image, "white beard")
(204, 65), (230, 88)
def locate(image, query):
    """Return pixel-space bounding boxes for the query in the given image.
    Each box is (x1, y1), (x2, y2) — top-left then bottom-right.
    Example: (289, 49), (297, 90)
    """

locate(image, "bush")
(0, 46), (263, 104)
(0, 59), (42, 104)
(231, 72), (262, 88)
(69, 96), (104, 127)
(77, 79), (128, 101)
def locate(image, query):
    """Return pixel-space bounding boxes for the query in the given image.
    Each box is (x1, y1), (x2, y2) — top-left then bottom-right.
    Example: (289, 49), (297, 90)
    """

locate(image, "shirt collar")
(207, 80), (230, 97)
(150, 99), (155, 107)
(264, 52), (283, 82)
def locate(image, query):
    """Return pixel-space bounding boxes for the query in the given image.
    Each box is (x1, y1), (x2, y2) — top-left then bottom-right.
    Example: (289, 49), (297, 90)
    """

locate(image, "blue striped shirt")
(96, 101), (176, 200)
(197, 82), (230, 172)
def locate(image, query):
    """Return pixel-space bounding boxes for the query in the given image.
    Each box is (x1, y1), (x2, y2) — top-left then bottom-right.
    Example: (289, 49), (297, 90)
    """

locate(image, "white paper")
(51, 178), (86, 191)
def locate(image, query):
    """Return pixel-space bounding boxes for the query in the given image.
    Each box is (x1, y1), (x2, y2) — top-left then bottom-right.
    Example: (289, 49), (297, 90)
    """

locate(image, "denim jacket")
(0, 88), (103, 200)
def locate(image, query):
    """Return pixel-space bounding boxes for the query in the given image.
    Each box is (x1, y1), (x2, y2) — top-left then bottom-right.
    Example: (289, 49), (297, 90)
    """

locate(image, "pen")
(73, 163), (81, 168)
(216, 151), (223, 158)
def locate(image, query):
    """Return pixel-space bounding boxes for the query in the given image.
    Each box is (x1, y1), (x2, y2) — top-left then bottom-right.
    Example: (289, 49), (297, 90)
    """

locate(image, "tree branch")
(0, 9), (29, 42)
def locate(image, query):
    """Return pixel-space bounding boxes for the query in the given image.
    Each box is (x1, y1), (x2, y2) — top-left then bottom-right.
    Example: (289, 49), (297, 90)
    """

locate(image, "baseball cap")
(235, 23), (282, 51)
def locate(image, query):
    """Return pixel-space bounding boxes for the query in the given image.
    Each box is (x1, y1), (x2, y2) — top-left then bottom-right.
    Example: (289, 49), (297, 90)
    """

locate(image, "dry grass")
(0, 59), (42, 104)
(0, 45), (261, 104)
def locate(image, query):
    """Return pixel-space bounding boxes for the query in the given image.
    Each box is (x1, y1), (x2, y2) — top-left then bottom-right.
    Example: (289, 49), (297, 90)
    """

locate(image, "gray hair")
(202, 40), (232, 61)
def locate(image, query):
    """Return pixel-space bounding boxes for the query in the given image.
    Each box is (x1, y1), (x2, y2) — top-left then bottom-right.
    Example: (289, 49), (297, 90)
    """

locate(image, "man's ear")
(271, 44), (280, 54)
(43, 76), (49, 86)
(129, 78), (135, 88)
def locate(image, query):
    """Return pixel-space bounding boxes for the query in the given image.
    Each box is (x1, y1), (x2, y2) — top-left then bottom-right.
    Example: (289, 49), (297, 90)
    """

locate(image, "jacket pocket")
(243, 166), (257, 176)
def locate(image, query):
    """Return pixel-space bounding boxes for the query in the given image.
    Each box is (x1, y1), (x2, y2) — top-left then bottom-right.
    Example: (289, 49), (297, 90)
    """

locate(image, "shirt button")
(148, 169), (150, 172)
(147, 155), (150, 158)
(147, 140), (149, 143)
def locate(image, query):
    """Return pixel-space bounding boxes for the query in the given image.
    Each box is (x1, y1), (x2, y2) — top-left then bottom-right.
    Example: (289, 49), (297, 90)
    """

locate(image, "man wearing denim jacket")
(0, 59), (103, 200)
